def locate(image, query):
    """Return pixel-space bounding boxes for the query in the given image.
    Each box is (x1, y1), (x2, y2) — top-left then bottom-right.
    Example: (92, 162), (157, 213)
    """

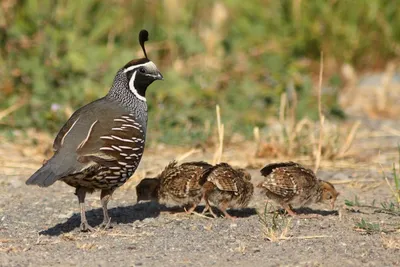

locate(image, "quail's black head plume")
(26, 30), (162, 232)
(136, 161), (213, 214)
(139, 29), (149, 59)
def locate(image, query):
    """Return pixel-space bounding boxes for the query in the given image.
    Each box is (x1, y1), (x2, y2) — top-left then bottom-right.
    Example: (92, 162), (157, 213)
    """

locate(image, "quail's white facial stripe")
(123, 61), (158, 73)
(127, 71), (146, 102)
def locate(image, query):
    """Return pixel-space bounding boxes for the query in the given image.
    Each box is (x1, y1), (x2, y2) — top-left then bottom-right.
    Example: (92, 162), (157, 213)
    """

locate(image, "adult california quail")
(26, 30), (163, 231)
(258, 162), (339, 217)
(136, 161), (213, 213)
(202, 163), (254, 219)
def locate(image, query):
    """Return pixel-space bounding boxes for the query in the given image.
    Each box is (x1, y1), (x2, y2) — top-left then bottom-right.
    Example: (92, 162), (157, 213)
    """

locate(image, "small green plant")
(380, 145), (400, 215)
(355, 218), (380, 234)
(389, 146), (400, 204)
(344, 196), (362, 207)
(258, 203), (291, 242)
(380, 201), (400, 216)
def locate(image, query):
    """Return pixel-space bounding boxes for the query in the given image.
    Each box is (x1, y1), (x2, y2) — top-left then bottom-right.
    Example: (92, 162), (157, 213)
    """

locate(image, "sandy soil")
(1, 120), (400, 266)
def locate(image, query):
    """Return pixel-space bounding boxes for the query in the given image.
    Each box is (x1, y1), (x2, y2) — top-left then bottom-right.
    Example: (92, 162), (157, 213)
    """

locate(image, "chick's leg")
(281, 202), (297, 216)
(219, 201), (236, 220)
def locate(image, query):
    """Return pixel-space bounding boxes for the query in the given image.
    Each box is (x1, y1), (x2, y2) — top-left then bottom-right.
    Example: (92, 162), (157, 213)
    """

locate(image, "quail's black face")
(124, 58), (163, 101)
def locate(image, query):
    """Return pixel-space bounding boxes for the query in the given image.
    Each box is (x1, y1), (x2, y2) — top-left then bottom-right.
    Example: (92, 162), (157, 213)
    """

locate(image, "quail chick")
(202, 163), (254, 219)
(258, 162), (339, 217)
(136, 161), (213, 213)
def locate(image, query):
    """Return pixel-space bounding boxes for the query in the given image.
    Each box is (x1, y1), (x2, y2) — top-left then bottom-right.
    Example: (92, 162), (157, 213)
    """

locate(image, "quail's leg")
(219, 201), (236, 220)
(281, 202), (297, 216)
(185, 203), (197, 214)
(202, 198), (217, 218)
(100, 189), (114, 229)
(75, 187), (94, 232)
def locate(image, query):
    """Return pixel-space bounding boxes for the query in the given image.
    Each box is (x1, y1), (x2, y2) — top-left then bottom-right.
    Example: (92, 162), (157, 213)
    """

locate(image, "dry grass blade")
(381, 234), (400, 250)
(292, 235), (332, 240)
(314, 51), (324, 173)
(177, 148), (202, 162)
(0, 98), (27, 122)
(336, 120), (361, 158)
(253, 126), (260, 154)
(189, 211), (213, 219)
(212, 105), (224, 164)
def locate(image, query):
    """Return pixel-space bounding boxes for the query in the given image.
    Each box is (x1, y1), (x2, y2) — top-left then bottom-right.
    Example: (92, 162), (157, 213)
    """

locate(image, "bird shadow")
(204, 207), (258, 218)
(294, 207), (338, 216)
(40, 202), (260, 236)
(40, 202), (161, 236)
(272, 207), (338, 216)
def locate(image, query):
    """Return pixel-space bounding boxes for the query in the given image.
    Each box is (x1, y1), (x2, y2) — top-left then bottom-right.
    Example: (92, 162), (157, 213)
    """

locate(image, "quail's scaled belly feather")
(26, 30), (163, 231)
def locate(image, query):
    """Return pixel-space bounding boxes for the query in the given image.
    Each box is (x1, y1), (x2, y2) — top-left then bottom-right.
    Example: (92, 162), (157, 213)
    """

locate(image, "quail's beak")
(154, 71), (163, 81)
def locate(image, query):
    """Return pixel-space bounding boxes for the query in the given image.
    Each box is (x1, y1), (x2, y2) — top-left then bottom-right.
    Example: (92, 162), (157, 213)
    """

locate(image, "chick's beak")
(330, 199), (335, 210)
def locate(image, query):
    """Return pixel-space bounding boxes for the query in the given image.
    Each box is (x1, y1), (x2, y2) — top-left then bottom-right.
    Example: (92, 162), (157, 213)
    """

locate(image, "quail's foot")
(220, 202), (236, 220)
(222, 211), (236, 220)
(100, 217), (113, 229)
(80, 221), (95, 232)
(202, 200), (218, 218)
(184, 204), (197, 214)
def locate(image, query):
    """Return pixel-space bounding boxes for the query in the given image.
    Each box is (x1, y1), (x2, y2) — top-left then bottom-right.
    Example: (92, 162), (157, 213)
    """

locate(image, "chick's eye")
(139, 67), (145, 73)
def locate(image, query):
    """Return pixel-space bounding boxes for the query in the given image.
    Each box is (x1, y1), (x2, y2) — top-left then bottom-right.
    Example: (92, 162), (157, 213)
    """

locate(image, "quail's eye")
(139, 67), (146, 73)
(328, 195), (332, 200)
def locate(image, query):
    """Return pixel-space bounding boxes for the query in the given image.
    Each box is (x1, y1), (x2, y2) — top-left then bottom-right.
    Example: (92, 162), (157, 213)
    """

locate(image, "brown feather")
(202, 163), (254, 218)
(259, 161), (337, 212)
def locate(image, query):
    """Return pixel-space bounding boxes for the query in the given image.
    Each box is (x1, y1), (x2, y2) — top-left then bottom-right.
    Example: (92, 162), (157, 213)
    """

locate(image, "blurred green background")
(1, 0), (399, 145)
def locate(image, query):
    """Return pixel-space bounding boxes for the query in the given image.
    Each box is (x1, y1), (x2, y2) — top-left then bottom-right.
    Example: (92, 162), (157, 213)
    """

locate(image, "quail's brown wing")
(206, 163), (239, 193)
(75, 107), (145, 168)
(261, 165), (317, 199)
(161, 161), (212, 197)
(50, 99), (146, 179)
(181, 161), (213, 187)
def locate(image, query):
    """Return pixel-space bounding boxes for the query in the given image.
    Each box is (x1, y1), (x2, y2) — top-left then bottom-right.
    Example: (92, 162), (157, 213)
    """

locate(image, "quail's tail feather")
(260, 161), (299, 177)
(26, 157), (64, 187)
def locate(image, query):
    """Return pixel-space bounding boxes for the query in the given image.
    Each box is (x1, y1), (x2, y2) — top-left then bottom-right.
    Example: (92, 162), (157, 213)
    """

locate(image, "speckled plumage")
(136, 161), (213, 213)
(202, 163), (254, 219)
(258, 162), (339, 216)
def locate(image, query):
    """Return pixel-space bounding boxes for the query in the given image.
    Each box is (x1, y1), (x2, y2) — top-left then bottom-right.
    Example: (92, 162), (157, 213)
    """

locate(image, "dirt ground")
(1, 119), (400, 266)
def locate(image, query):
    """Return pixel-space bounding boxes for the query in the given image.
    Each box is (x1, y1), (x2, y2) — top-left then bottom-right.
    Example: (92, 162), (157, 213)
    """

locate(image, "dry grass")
(0, 97), (27, 123)
(381, 234), (400, 250)
(212, 104), (224, 165)
(255, 55), (361, 165)
(258, 203), (292, 242)
(314, 52), (324, 173)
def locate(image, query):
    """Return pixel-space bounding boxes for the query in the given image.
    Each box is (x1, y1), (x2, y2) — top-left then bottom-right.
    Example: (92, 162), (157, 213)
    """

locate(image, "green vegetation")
(1, 1), (400, 144)
(380, 145), (400, 215)
(355, 218), (380, 234)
